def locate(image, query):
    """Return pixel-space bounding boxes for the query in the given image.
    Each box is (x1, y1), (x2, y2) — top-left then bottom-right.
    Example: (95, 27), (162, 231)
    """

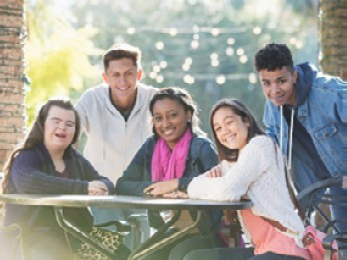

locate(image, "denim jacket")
(263, 62), (345, 191)
(115, 134), (222, 236)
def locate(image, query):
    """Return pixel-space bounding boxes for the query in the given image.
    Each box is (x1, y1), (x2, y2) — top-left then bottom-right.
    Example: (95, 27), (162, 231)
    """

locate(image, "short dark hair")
(210, 99), (264, 162)
(254, 43), (294, 72)
(103, 43), (142, 71)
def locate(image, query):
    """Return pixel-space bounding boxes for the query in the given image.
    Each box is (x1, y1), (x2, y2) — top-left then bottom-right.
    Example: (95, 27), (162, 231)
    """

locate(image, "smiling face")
(102, 58), (142, 105)
(213, 106), (249, 150)
(152, 98), (192, 149)
(259, 66), (297, 106)
(43, 105), (76, 153)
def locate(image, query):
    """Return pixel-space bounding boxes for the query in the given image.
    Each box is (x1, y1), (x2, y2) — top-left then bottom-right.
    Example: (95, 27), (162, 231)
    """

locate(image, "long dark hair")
(149, 87), (206, 137)
(210, 99), (264, 162)
(2, 98), (80, 192)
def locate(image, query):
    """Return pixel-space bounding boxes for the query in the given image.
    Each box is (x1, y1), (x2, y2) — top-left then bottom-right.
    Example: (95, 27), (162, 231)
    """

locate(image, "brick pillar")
(320, 0), (347, 80)
(0, 0), (26, 176)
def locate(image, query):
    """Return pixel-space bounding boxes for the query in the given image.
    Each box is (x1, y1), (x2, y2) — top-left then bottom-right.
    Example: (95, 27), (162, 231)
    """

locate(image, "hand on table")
(88, 181), (108, 195)
(143, 179), (179, 197)
(162, 191), (188, 199)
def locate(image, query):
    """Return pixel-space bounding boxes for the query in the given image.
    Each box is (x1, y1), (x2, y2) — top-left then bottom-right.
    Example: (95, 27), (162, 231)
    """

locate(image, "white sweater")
(187, 135), (305, 246)
(75, 82), (157, 183)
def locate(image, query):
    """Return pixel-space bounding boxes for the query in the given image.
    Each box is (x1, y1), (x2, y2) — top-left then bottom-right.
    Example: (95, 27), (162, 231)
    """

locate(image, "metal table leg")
(129, 210), (203, 260)
(54, 207), (120, 260)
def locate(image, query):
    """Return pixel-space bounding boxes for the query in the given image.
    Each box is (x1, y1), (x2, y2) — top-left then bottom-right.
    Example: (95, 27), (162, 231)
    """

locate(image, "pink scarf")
(151, 128), (193, 182)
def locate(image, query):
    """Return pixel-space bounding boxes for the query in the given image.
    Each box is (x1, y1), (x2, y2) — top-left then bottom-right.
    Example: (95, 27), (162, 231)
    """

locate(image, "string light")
(295, 40), (303, 49)
(289, 37), (297, 44)
(236, 48), (245, 56)
(253, 27), (262, 35)
(211, 28), (220, 37)
(153, 65), (161, 73)
(155, 41), (165, 50)
(248, 73), (257, 84)
(216, 75), (226, 84)
(226, 47), (234, 56)
(127, 27), (136, 34)
(227, 38), (235, 45)
(191, 40), (199, 49)
(149, 72), (157, 79)
(182, 64), (190, 71)
(211, 60), (219, 67)
(240, 55), (248, 63)
(210, 52), (219, 60)
(159, 61), (168, 69)
(185, 57), (193, 65)
(169, 28), (177, 36)
(156, 75), (164, 83)
(119, 25), (309, 87)
(193, 33), (199, 40)
(183, 74), (195, 84)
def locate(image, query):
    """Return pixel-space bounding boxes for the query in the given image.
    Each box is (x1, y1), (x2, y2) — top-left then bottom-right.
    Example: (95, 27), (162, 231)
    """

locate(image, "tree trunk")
(0, 0), (26, 188)
(320, 0), (347, 80)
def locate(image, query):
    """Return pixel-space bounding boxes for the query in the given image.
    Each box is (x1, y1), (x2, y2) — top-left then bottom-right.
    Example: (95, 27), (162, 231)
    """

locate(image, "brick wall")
(0, 0), (26, 176)
(320, 0), (347, 80)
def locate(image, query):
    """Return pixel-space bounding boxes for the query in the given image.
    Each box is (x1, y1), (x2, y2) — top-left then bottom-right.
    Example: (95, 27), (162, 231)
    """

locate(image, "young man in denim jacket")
(254, 43), (345, 230)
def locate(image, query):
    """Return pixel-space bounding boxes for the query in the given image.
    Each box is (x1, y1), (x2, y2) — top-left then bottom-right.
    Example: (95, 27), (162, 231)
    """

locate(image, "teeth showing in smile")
(274, 95), (284, 101)
(55, 133), (66, 138)
(163, 129), (174, 135)
(225, 135), (236, 143)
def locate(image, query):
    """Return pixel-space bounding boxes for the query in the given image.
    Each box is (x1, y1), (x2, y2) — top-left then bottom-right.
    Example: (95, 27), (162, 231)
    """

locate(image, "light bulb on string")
(127, 27), (136, 35)
(253, 27), (262, 35)
(240, 55), (248, 64)
(226, 47), (234, 56)
(156, 75), (164, 83)
(156, 41), (165, 50)
(149, 72), (157, 79)
(211, 28), (220, 37)
(211, 60), (219, 67)
(182, 64), (191, 72)
(236, 48), (245, 56)
(227, 38), (235, 45)
(296, 40), (303, 49)
(159, 61), (168, 69)
(191, 40), (199, 49)
(153, 65), (161, 73)
(185, 57), (193, 65)
(248, 73), (257, 84)
(289, 37), (297, 45)
(169, 28), (177, 37)
(216, 75), (226, 85)
(193, 34), (199, 40)
(210, 52), (219, 60)
(183, 74), (195, 84)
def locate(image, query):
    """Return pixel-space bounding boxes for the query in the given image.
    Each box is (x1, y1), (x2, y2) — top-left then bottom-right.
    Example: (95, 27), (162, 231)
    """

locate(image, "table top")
(0, 194), (252, 211)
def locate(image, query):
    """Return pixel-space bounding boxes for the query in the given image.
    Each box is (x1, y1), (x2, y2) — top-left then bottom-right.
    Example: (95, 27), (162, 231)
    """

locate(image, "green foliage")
(25, 0), (101, 126)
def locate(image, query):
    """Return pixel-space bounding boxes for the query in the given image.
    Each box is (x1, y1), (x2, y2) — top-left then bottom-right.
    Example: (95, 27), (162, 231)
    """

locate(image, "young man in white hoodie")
(75, 43), (157, 241)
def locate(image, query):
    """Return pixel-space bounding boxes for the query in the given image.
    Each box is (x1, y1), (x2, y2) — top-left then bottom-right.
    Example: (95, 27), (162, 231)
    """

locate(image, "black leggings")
(182, 247), (305, 260)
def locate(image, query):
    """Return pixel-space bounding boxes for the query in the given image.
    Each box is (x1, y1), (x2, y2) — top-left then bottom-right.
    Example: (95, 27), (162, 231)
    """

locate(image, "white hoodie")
(75, 82), (157, 183)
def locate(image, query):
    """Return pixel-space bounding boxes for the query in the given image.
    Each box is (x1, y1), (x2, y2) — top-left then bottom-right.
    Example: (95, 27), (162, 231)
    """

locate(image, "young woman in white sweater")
(181, 99), (311, 260)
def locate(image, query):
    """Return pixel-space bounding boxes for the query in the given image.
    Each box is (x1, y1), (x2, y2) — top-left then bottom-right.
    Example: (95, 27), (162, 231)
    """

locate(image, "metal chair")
(297, 176), (347, 260)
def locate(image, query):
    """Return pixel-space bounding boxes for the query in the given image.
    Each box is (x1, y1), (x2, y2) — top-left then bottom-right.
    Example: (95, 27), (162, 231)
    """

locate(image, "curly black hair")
(254, 43), (294, 72)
